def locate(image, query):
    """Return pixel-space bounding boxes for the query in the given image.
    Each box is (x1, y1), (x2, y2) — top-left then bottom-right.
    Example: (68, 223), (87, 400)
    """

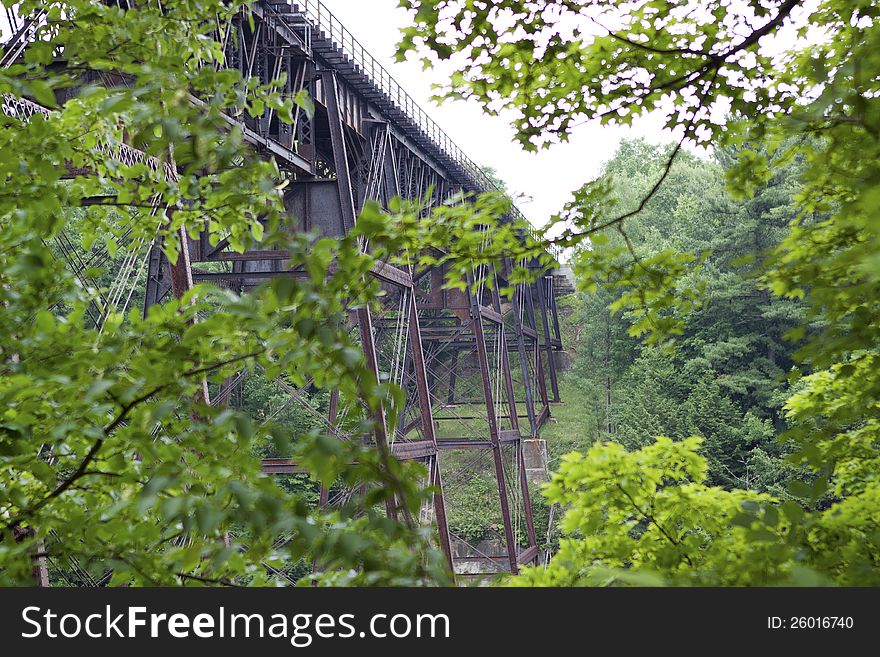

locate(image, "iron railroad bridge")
(2, 0), (567, 579)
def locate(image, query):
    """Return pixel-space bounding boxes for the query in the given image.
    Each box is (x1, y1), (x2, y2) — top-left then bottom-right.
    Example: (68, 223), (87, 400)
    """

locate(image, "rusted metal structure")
(2, 0), (566, 578)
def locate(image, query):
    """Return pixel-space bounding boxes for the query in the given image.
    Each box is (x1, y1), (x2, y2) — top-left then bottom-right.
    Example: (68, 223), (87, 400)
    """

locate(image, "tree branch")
(615, 483), (694, 567)
(6, 349), (266, 530)
(589, 17), (712, 58)
(547, 66), (722, 247)
(176, 572), (240, 587)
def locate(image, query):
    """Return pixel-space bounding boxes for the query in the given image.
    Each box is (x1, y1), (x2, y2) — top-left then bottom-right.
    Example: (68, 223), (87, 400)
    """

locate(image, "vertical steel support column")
(16, 527), (49, 587)
(32, 538), (49, 587)
(323, 70), (356, 234)
(491, 284), (521, 436)
(517, 439), (538, 562)
(143, 245), (169, 318)
(549, 276), (563, 346)
(382, 136), (400, 204)
(169, 223), (211, 406)
(312, 388), (339, 575)
(468, 272), (519, 574)
(446, 350), (458, 405)
(534, 274), (561, 403)
(408, 293), (454, 573)
(504, 260), (537, 436)
(12, 525), (49, 589)
(318, 388), (339, 509)
(491, 271), (538, 563)
(524, 278), (550, 413)
(323, 70), (396, 519)
(505, 266), (540, 561)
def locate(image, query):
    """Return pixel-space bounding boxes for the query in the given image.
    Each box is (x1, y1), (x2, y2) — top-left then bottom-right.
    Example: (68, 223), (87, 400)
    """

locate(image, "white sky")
(320, 0), (674, 228)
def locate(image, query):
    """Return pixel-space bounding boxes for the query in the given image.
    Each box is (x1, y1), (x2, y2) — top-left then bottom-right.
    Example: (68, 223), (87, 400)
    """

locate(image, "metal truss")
(2, 0), (566, 580)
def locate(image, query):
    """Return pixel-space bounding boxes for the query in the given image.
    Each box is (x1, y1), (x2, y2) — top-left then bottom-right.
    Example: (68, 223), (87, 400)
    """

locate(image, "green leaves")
(293, 89), (315, 120)
(26, 78), (59, 108)
(725, 149), (772, 200)
(512, 436), (799, 586)
(398, 0), (812, 150)
(0, 0), (452, 587)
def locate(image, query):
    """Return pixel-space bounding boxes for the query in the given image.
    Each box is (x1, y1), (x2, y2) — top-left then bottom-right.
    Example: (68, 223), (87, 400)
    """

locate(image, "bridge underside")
(3, 0), (565, 578)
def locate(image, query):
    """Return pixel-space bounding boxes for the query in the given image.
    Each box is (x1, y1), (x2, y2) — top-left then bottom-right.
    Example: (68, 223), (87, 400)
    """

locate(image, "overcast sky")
(319, 0), (673, 228)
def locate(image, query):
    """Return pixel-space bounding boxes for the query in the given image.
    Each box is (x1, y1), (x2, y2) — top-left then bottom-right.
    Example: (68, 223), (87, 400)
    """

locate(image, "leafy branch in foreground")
(0, 0), (470, 586)
(510, 437), (813, 587)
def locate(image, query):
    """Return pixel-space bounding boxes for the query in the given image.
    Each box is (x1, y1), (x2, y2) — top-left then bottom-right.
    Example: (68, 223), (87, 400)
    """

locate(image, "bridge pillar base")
(522, 438), (549, 484)
(553, 350), (573, 372)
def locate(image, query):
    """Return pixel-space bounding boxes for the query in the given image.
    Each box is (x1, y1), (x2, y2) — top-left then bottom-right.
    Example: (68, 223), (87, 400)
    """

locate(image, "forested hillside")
(553, 139), (810, 496)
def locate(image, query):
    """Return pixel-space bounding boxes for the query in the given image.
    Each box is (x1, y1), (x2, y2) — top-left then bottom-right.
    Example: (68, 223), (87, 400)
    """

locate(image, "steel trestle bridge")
(2, 0), (568, 580)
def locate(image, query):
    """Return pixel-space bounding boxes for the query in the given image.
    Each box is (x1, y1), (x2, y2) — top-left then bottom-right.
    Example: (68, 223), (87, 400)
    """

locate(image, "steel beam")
(467, 270), (519, 574)
(324, 69), (396, 520)
(407, 289), (454, 572)
(534, 275), (561, 403)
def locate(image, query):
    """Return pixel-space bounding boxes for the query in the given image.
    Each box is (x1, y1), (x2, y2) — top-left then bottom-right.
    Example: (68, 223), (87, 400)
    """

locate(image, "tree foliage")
(0, 0), (468, 586)
(400, 0), (880, 585)
(564, 140), (808, 493)
(512, 437), (812, 586)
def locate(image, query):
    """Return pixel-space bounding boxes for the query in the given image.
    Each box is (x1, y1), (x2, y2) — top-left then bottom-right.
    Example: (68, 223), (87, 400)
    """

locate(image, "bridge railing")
(291, 1), (492, 186)
(288, 0), (558, 260)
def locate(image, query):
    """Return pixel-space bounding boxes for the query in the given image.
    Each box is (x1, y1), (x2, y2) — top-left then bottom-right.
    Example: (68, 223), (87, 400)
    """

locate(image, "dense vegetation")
(402, 0), (880, 585)
(2, 0), (878, 586)
(563, 139), (808, 496)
